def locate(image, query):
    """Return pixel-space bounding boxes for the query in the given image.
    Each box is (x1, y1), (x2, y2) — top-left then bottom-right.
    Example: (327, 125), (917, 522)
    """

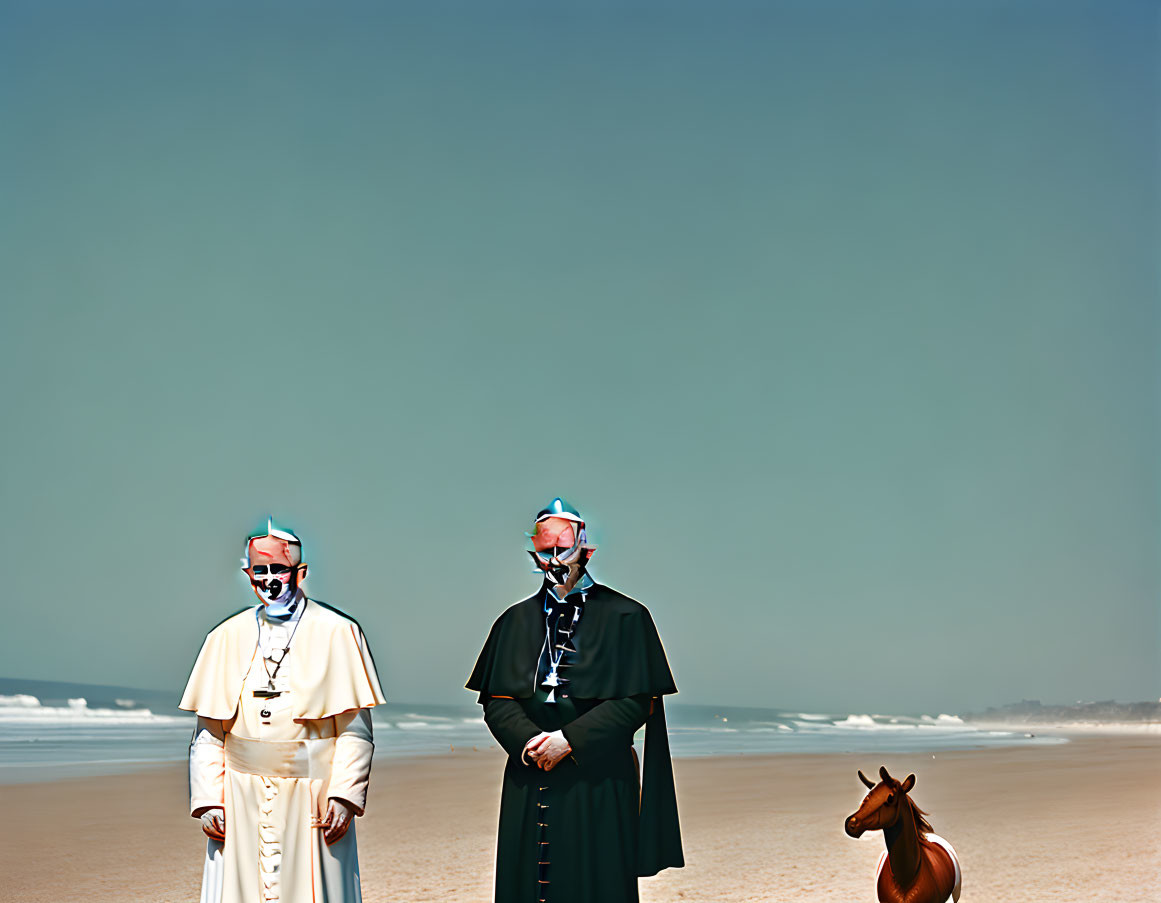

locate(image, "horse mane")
(906, 794), (934, 836)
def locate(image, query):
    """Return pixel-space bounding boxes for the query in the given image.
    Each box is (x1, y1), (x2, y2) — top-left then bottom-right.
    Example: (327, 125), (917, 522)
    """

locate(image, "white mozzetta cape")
(180, 599), (387, 721)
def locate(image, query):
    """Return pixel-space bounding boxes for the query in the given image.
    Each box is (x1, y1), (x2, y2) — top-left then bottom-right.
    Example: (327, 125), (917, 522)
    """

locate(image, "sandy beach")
(1, 735), (1157, 902)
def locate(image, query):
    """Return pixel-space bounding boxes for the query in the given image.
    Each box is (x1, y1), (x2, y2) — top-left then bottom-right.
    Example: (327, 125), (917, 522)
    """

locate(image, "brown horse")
(845, 766), (961, 903)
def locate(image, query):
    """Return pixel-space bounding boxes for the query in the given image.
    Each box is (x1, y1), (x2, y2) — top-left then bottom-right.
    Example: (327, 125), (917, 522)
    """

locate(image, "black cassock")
(466, 582), (684, 903)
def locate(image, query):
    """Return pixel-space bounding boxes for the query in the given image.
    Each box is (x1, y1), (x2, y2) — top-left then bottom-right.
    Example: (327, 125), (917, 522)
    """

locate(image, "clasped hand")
(523, 730), (571, 771)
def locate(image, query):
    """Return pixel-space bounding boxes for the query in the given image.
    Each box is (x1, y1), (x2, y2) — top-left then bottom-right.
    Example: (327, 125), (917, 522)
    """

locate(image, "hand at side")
(322, 798), (356, 845)
(198, 806), (226, 841)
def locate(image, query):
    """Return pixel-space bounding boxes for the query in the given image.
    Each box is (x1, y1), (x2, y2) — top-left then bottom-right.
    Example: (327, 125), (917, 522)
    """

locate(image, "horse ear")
(858, 770), (875, 789)
(879, 765), (893, 784)
(901, 773), (915, 793)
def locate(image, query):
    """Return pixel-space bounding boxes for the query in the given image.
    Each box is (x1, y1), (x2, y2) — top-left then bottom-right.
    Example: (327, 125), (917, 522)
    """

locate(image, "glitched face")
(245, 535), (303, 606)
(529, 516), (593, 592)
(531, 517), (577, 553)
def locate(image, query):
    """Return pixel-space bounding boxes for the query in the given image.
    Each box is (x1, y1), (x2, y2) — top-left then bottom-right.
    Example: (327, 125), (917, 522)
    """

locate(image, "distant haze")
(1, 1), (1156, 713)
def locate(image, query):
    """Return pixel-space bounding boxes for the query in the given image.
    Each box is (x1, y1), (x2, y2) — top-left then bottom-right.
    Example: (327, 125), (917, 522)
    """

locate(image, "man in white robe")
(181, 522), (386, 903)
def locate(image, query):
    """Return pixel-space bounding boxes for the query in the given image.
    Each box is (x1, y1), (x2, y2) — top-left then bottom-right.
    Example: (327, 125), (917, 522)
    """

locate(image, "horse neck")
(883, 799), (921, 886)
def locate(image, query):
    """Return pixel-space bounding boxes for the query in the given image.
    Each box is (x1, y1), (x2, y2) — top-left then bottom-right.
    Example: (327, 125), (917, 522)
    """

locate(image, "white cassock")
(181, 594), (387, 903)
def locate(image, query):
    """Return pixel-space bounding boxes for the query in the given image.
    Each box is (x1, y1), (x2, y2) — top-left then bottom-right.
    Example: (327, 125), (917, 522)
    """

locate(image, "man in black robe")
(466, 498), (683, 903)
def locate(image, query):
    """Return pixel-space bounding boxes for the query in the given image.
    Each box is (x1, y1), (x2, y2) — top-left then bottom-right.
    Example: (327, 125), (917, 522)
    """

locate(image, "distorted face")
(529, 516), (590, 592)
(532, 517), (577, 554)
(245, 534), (305, 607)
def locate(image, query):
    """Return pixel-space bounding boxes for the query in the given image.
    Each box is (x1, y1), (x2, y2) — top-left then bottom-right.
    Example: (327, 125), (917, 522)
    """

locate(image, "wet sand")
(1, 735), (1157, 902)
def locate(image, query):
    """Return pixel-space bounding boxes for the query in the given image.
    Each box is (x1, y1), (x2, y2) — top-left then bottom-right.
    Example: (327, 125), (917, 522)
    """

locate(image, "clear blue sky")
(1, 0), (1157, 713)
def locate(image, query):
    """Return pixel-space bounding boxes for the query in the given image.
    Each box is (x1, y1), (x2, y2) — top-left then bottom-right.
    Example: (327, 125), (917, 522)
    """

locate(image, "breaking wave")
(0, 694), (187, 725)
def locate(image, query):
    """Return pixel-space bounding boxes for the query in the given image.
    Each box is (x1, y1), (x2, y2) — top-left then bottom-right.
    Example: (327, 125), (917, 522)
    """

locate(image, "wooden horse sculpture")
(845, 766), (961, 903)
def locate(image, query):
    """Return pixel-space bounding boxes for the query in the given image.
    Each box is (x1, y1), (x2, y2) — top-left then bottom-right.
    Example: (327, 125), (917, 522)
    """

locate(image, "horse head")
(845, 765), (916, 838)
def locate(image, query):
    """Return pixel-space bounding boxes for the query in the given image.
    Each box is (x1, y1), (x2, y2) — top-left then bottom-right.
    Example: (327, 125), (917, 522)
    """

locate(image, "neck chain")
(259, 602), (303, 692)
(541, 590), (583, 703)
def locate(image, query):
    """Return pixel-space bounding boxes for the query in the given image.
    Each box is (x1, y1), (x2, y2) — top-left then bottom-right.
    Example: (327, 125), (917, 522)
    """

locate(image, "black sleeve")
(483, 697), (542, 761)
(561, 695), (652, 765)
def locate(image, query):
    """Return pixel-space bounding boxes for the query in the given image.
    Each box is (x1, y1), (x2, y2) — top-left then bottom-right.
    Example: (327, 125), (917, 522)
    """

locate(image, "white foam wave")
(394, 721), (456, 731)
(828, 714), (978, 733)
(0, 695), (39, 708)
(0, 694), (188, 725)
(833, 714), (878, 728)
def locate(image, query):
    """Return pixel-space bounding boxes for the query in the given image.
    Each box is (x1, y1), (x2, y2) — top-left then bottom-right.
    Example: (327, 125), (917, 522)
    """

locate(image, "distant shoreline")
(963, 698), (1161, 732)
(965, 719), (1161, 736)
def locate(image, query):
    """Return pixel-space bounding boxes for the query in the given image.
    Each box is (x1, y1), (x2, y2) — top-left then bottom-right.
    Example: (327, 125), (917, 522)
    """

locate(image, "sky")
(0, 0), (1157, 714)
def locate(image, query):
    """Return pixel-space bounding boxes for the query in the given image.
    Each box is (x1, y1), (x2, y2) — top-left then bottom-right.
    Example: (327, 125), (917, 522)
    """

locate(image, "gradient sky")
(1, 0), (1157, 714)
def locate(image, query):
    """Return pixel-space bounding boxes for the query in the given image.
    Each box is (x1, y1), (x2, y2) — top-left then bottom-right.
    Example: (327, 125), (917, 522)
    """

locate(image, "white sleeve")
(189, 716), (226, 817)
(328, 708), (375, 815)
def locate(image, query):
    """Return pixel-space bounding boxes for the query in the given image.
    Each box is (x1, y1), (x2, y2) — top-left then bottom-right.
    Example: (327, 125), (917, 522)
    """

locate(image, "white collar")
(256, 589), (306, 626)
(544, 574), (594, 607)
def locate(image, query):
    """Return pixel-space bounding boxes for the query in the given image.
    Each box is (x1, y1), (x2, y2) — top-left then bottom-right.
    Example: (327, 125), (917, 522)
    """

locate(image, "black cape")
(467, 583), (684, 883)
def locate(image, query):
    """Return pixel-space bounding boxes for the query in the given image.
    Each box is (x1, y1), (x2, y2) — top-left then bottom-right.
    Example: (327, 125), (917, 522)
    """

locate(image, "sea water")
(0, 679), (1064, 783)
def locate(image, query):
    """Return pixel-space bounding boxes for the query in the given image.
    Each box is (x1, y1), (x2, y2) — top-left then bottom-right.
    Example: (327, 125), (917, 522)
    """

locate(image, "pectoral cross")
(542, 670), (560, 703)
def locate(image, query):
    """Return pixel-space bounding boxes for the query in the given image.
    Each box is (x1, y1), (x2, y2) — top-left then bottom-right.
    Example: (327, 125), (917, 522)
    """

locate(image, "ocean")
(0, 678), (1063, 783)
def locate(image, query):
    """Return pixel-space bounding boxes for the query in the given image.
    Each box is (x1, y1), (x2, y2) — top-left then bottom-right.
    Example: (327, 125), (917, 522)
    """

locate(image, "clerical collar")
(544, 573), (593, 609)
(257, 589), (305, 624)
